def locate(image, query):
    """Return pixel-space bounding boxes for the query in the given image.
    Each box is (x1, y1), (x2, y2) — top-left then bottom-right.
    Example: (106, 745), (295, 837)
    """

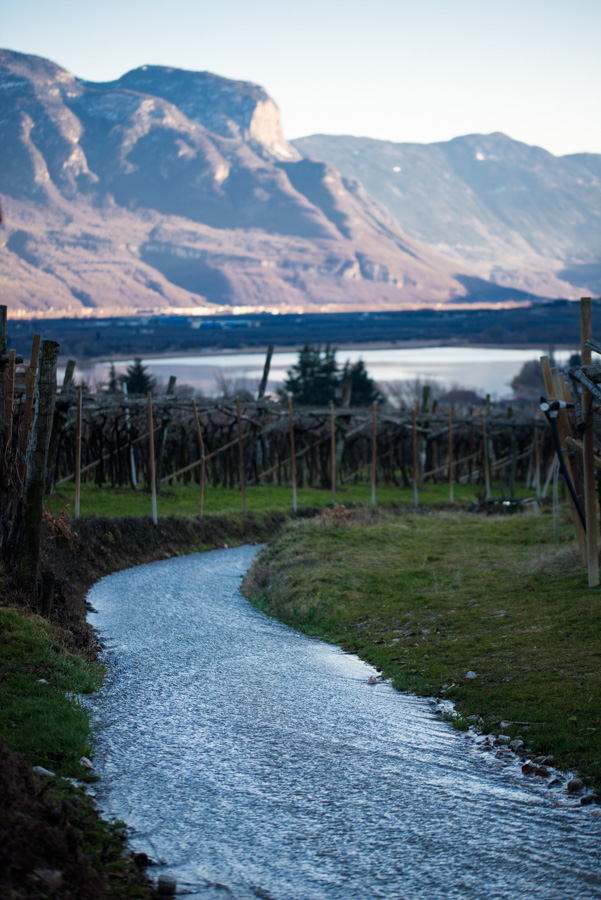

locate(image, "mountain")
(292, 133), (601, 299)
(0, 50), (539, 319)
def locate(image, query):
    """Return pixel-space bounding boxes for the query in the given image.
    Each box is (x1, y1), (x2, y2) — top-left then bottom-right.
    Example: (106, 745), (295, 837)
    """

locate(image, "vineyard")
(3, 298), (601, 602)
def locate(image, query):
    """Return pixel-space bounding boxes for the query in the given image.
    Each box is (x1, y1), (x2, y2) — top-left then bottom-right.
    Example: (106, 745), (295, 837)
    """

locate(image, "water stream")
(88, 546), (601, 899)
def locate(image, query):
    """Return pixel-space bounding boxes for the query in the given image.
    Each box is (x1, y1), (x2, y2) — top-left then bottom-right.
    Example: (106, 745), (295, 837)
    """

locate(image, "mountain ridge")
(292, 132), (601, 298)
(0, 50), (581, 319)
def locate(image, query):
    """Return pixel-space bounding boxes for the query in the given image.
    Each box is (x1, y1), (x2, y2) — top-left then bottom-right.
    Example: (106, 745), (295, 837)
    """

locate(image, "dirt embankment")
(1, 508), (292, 900)
(40, 508), (291, 655)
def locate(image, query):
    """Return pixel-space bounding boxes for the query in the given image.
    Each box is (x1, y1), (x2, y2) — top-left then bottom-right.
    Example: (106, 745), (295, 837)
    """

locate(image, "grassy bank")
(47, 479), (534, 520)
(242, 505), (601, 789)
(0, 608), (155, 898)
(1, 507), (288, 899)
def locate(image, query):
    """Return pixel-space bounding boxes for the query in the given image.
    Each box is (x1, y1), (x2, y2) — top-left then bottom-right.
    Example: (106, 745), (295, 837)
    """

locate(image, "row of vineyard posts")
(1, 303), (568, 608)
(53, 377), (551, 520)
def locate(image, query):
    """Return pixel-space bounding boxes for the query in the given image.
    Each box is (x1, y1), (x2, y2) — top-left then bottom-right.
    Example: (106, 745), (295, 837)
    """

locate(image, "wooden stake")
(288, 396), (297, 512)
(482, 412), (491, 500)
(74, 385), (82, 519)
(19, 334), (41, 462)
(5, 349), (16, 454)
(17, 340), (60, 593)
(122, 381), (137, 488)
(412, 406), (419, 508)
(448, 408), (454, 503)
(0, 305), (8, 485)
(147, 392), (157, 525)
(371, 401), (377, 506)
(257, 345), (274, 400)
(541, 355), (587, 563)
(580, 297), (599, 586)
(62, 360), (76, 391)
(533, 425), (541, 500)
(191, 399), (205, 518)
(236, 396), (246, 513)
(330, 402), (336, 503)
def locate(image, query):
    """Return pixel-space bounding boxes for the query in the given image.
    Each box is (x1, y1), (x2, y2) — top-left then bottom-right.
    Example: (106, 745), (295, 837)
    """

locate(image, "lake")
(74, 346), (573, 399)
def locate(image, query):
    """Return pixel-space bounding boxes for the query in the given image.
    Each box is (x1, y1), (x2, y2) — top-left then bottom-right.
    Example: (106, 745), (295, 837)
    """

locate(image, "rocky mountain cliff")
(293, 133), (601, 299)
(0, 50), (538, 318)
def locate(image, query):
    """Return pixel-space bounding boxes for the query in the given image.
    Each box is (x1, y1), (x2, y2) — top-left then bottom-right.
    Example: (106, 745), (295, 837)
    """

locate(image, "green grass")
(242, 505), (601, 788)
(0, 608), (103, 775)
(47, 478), (534, 519)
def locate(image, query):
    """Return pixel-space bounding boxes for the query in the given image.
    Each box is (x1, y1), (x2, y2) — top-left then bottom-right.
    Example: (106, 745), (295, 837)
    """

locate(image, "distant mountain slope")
(0, 50), (552, 316)
(2, 49), (524, 319)
(293, 133), (601, 297)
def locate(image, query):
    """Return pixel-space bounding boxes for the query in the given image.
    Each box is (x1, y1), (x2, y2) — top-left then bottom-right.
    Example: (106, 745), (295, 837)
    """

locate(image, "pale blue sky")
(2, 0), (600, 156)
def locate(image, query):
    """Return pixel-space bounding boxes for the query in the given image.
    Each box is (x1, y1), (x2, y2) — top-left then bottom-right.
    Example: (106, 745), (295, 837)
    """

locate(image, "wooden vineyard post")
(482, 412), (491, 500)
(17, 340), (60, 593)
(257, 345), (274, 400)
(19, 334), (41, 465)
(5, 349), (16, 454)
(74, 385), (82, 519)
(330, 401), (336, 504)
(122, 382), (137, 488)
(288, 396), (297, 513)
(412, 406), (419, 508)
(580, 297), (599, 586)
(0, 306), (7, 494)
(533, 424), (541, 500)
(541, 355), (586, 562)
(191, 399), (206, 518)
(147, 392), (158, 526)
(236, 396), (246, 513)
(371, 401), (377, 506)
(62, 359), (75, 391)
(448, 408), (454, 503)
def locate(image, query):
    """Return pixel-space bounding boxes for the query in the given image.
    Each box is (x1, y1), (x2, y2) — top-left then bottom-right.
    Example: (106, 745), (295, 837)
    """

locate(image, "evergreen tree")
(283, 344), (340, 405)
(106, 363), (120, 394)
(341, 359), (382, 406)
(122, 358), (155, 395)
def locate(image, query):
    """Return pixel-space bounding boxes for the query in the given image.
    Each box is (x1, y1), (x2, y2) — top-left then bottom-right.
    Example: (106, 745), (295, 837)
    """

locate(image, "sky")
(1, 0), (600, 157)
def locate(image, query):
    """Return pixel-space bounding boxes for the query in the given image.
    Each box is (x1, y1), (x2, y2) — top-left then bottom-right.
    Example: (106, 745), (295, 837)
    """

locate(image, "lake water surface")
(76, 346), (573, 399)
(88, 546), (601, 900)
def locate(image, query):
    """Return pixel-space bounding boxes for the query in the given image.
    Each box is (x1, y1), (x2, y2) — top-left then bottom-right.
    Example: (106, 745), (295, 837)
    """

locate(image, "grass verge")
(47, 478), (534, 520)
(0, 608), (154, 898)
(241, 505), (601, 790)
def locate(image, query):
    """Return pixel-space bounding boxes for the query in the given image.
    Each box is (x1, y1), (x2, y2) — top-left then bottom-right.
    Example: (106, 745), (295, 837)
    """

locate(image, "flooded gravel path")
(88, 546), (601, 899)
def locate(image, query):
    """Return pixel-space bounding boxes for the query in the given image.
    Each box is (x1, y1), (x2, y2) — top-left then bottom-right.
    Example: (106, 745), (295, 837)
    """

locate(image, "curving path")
(88, 545), (601, 899)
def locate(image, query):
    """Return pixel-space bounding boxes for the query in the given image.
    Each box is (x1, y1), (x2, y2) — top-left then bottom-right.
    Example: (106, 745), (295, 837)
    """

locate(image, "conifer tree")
(122, 358), (155, 395)
(283, 344), (339, 405)
(341, 359), (382, 406)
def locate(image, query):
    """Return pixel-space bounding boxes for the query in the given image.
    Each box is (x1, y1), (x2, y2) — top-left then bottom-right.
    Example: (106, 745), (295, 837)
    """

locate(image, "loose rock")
(567, 778), (585, 793)
(158, 874), (177, 896)
(32, 766), (55, 777)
